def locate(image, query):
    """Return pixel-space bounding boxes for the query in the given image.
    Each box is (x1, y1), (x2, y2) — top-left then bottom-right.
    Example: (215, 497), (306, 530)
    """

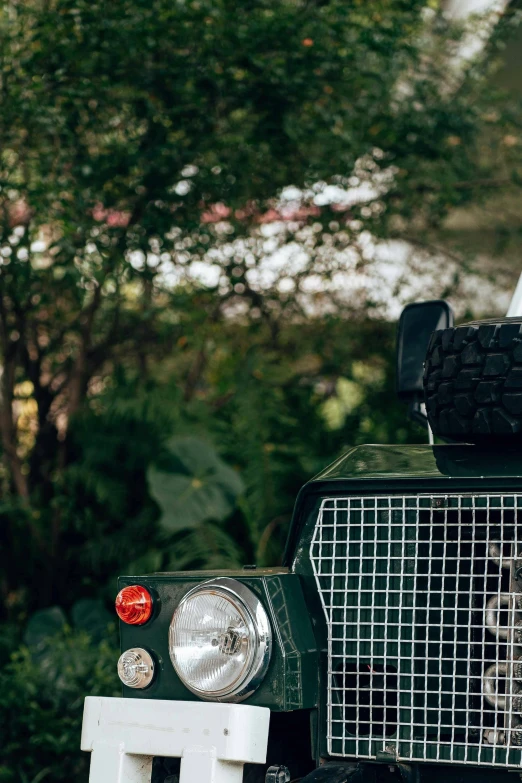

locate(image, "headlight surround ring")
(168, 577), (272, 702)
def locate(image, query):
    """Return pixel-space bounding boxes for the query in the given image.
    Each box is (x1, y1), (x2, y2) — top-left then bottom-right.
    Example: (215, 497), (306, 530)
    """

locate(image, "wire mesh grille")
(310, 494), (522, 767)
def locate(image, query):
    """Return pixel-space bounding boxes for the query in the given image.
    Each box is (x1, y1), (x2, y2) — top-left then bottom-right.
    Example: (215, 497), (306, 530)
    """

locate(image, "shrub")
(0, 628), (119, 783)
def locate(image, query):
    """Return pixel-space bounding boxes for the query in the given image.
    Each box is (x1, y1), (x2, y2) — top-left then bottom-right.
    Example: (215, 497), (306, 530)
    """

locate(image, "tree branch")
(0, 283), (30, 500)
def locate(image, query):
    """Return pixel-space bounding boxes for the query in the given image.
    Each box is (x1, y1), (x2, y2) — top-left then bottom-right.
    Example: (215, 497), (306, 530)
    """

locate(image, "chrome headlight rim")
(169, 576), (272, 702)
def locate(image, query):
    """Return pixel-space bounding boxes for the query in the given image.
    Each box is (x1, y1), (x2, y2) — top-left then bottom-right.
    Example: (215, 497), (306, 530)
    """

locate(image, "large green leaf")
(24, 607), (67, 650)
(71, 599), (113, 644)
(148, 436), (243, 532)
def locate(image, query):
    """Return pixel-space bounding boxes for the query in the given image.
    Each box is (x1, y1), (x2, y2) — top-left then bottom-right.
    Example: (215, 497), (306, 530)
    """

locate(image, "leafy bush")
(0, 629), (119, 783)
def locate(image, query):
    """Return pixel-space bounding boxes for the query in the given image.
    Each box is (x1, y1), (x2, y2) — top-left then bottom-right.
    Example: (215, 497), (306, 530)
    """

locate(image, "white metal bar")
(81, 697), (270, 783)
(507, 272), (522, 317)
(180, 748), (244, 783)
(89, 743), (152, 783)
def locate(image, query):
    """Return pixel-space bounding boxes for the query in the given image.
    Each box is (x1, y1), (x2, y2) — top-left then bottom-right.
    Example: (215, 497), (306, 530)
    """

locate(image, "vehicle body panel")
(285, 445), (522, 769)
(118, 572), (319, 711)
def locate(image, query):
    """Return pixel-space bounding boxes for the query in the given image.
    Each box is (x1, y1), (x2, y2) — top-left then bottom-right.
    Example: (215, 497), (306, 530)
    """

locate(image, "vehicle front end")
(81, 566), (318, 783)
(82, 442), (522, 783)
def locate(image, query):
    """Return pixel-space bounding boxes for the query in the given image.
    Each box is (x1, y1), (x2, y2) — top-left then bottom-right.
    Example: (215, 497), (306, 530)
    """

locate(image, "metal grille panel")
(310, 494), (522, 767)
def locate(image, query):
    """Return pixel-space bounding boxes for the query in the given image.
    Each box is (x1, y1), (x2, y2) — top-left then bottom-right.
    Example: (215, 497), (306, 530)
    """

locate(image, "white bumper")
(81, 696), (270, 783)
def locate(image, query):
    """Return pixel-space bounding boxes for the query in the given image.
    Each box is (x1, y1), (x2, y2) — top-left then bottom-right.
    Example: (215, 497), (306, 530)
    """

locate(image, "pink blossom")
(201, 203), (231, 223)
(92, 203), (131, 227)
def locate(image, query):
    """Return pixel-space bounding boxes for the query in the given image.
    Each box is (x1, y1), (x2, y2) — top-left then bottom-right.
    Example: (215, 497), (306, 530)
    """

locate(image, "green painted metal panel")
(283, 445), (522, 770)
(285, 445), (522, 569)
(311, 445), (522, 483)
(118, 571), (319, 711)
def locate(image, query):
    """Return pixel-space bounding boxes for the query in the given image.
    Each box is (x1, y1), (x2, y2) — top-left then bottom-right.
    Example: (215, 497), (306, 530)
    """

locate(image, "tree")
(0, 0), (521, 617)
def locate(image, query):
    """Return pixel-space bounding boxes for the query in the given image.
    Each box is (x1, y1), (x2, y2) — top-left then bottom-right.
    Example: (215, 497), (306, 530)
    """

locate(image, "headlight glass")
(169, 577), (271, 701)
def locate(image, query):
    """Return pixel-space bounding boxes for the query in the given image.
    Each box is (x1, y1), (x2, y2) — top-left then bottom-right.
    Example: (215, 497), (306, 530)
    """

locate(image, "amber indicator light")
(115, 585), (153, 625)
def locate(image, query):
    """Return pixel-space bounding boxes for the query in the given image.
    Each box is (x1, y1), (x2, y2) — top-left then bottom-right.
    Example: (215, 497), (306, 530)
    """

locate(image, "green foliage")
(149, 436), (244, 532)
(25, 601), (113, 650)
(0, 618), (118, 783)
(0, 0), (429, 224)
(320, 377), (366, 431)
(165, 522), (244, 572)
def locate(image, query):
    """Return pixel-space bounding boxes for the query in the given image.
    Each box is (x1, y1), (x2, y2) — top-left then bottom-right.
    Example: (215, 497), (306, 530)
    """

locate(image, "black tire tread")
(423, 318), (522, 439)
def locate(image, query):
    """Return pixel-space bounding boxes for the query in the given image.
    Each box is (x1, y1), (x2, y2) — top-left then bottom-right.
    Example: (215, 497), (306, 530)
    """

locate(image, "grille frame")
(310, 492), (522, 768)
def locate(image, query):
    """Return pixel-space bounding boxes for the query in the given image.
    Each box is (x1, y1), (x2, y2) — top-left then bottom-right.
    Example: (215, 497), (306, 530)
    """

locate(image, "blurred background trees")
(0, 0), (522, 779)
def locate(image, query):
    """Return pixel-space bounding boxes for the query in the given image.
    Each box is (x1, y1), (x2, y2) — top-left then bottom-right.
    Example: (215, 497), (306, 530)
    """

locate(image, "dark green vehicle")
(81, 302), (522, 783)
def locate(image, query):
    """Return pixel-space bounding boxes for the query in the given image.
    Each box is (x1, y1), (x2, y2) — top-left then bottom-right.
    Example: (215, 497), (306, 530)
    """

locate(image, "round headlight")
(169, 577), (271, 702)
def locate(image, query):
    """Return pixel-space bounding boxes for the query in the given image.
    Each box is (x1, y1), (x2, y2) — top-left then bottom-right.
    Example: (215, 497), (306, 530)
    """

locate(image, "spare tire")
(423, 317), (522, 440)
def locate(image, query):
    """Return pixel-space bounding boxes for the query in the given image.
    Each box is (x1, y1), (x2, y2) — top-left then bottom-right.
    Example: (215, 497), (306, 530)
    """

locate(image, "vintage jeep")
(81, 299), (522, 783)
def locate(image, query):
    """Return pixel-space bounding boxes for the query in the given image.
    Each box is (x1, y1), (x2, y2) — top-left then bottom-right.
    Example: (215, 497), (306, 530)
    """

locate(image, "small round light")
(169, 577), (271, 702)
(117, 647), (155, 689)
(115, 585), (153, 625)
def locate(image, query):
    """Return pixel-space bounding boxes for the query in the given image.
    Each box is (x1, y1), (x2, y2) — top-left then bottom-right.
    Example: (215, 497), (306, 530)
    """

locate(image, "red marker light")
(115, 585), (153, 625)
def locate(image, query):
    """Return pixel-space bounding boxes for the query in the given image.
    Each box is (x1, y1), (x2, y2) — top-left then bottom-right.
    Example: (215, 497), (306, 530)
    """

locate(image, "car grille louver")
(310, 494), (522, 768)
